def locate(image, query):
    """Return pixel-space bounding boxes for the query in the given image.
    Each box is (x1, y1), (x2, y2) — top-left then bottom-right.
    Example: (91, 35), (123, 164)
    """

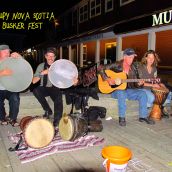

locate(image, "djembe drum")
(20, 116), (55, 149)
(150, 87), (169, 120)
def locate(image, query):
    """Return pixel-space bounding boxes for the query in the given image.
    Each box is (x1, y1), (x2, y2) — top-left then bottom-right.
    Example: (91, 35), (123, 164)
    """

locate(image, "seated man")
(32, 48), (78, 127)
(0, 44), (21, 126)
(99, 48), (155, 126)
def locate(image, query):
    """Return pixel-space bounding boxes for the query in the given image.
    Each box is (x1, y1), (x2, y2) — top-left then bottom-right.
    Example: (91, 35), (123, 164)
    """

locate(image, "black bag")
(83, 106), (106, 121)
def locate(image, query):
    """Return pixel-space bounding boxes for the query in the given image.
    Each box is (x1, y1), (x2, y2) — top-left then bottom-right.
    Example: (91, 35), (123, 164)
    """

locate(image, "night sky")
(0, 0), (81, 51)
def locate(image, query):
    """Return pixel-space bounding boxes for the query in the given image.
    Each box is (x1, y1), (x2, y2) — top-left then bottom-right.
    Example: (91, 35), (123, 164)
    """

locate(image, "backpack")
(83, 106), (106, 121)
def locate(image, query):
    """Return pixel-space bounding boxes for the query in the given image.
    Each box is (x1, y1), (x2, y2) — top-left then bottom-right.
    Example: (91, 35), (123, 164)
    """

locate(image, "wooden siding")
(123, 34), (148, 60)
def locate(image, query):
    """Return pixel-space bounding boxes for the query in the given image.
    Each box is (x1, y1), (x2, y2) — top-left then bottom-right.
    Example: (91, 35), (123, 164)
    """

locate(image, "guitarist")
(99, 48), (155, 126)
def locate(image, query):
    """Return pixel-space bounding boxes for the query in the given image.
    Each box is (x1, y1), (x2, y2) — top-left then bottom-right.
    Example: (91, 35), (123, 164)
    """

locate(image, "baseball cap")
(123, 48), (137, 56)
(0, 44), (11, 51)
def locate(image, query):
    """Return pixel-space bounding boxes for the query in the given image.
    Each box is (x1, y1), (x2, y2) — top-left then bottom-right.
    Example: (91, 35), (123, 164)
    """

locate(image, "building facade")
(55, 0), (172, 69)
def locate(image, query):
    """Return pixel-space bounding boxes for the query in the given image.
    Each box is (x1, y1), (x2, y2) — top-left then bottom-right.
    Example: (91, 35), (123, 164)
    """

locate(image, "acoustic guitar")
(98, 70), (160, 94)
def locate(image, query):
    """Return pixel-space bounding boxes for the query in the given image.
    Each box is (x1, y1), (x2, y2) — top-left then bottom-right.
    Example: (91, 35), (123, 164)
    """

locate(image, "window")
(120, 0), (135, 6)
(105, 42), (117, 62)
(105, 0), (113, 13)
(90, 0), (101, 18)
(79, 3), (88, 23)
(72, 10), (77, 26)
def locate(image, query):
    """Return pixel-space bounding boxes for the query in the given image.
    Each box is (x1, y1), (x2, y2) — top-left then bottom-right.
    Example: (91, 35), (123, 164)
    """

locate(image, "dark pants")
(0, 90), (20, 121)
(33, 86), (63, 124)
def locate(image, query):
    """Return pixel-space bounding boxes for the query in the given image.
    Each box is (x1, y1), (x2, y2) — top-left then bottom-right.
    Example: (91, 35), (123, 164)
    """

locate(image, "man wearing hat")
(32, 48), (63, 127)
(0, 44), (21, 126)
(99, 48), (155, 126)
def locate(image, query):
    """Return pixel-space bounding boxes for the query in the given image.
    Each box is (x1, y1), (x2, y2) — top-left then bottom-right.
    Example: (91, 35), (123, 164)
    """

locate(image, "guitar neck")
(122, 79), (152, 83)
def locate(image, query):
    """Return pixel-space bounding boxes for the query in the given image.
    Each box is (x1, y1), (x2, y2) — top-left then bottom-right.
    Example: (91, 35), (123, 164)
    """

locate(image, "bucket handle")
(103, 159), (108, 167)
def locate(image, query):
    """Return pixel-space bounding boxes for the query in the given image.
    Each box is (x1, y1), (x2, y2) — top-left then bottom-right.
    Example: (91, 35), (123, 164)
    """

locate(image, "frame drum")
(20, 116), (55, 149)
(59, 114), (88, 141)
(48, 59), (78, 89)
(0, 58), (33, 92)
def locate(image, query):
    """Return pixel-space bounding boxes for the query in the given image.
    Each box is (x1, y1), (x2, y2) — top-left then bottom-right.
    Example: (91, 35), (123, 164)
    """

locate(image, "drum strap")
(8, 134), (28, 152)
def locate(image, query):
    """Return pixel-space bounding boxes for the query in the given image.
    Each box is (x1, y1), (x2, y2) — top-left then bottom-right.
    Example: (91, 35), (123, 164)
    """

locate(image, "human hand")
(73, 77), (78, 86)
(152, 83), (161, 88)
(106, 78), (115, 85)
(1, 67), (13, 76)
(138, 80), (144, 86)
(10, 52), (22, 58)
(40, 69), (49, 76)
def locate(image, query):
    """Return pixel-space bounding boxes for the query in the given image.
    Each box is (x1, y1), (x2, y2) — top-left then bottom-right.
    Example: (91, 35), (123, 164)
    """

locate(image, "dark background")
(0, 0), (81, 51)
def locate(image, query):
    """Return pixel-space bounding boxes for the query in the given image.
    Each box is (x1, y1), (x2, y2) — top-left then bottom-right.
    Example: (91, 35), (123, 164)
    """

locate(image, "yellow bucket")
(102, 145), (132, 172)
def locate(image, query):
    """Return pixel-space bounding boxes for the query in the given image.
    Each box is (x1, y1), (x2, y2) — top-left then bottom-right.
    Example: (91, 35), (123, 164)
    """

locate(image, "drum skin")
(0, 58), (33, 92)
(48, 59), (78, 89)
(59, 114), (88, 141)
(20, 116), (55, 149)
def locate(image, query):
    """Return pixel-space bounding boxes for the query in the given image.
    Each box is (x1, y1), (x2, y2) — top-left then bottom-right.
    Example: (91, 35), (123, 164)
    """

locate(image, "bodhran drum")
(150, 87), (169, 120)
(19, 116), (55, 149)
(48, 59), (78, 89)
(0, 58), (33, 92)
(59, 114), (88, 141)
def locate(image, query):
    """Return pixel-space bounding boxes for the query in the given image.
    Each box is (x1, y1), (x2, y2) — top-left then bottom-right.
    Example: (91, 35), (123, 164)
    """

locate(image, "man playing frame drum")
(32, 47), (78, 127)
(0, 44), (33, 127)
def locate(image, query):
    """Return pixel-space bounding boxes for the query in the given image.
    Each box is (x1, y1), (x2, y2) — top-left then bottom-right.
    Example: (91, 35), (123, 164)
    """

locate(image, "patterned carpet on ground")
(8, 130), (105, 164)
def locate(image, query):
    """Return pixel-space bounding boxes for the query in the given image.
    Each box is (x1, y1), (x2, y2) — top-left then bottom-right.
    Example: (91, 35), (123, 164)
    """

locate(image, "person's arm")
(32, 76), (40, 84)
(98, 62), (121, 85)
(32, 63), (43, 84)
(139, 66), (160, 88)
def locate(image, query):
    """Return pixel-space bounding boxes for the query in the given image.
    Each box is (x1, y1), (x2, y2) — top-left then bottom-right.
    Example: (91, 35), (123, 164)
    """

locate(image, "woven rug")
(8, 130), (104, 164)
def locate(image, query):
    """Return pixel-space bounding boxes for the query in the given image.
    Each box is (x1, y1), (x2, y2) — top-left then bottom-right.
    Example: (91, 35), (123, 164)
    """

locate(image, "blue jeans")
(140, 89), (155, 108)
(141, 89), (172, 107)
(111, 89), (148, 118)
(0, 90), (20, 121)
(163, 91), (172, 106)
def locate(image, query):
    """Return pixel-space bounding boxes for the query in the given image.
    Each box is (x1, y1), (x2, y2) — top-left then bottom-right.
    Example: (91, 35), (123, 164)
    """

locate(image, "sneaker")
(119, 117), (126, 126)
(9, 120), (19, 127)
(139, 117), (155, 125)
(162, 107), (170, 118)
(1, 119), (8, 125)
